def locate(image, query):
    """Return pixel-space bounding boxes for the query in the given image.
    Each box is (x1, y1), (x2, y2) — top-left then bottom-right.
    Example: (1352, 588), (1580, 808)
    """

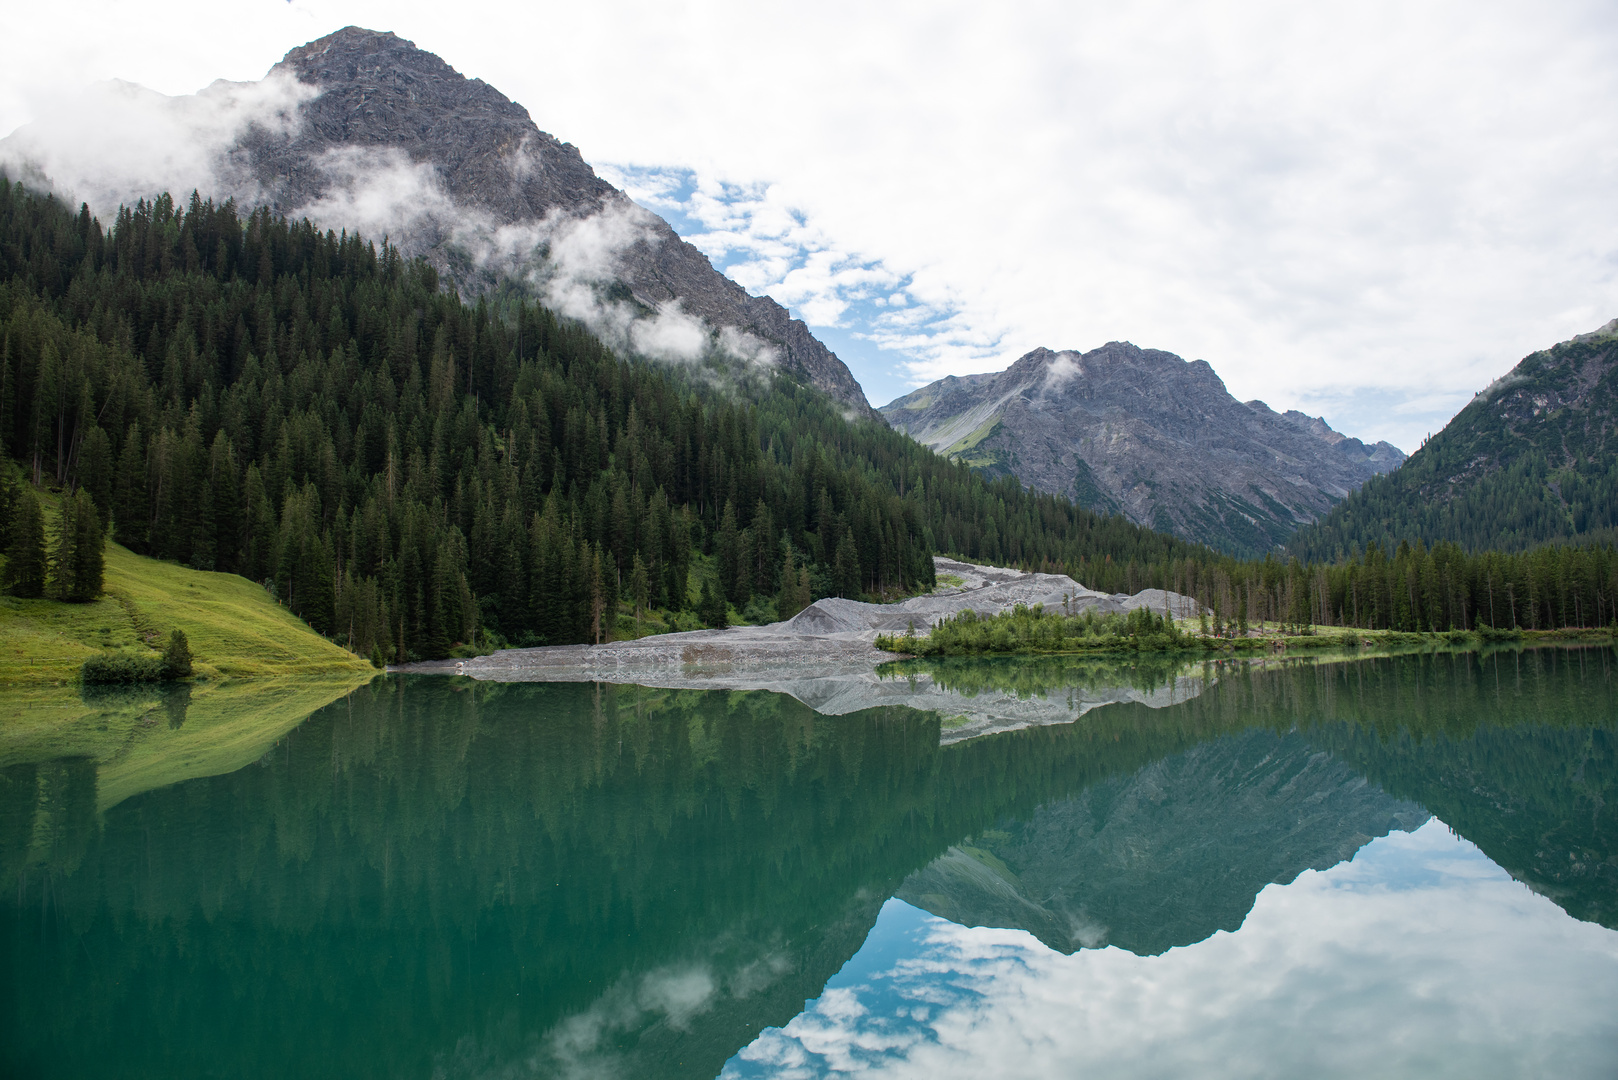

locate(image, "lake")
(2, 646), (1615, 1078)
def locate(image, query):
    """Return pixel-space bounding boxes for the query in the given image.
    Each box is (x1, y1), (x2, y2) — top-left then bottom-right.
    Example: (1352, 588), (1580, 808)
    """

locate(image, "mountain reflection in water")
(0, 646), (1613, 1079)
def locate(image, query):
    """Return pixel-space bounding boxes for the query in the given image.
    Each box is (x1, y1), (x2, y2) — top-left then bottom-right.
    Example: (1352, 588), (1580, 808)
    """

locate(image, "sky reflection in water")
(729, 820), (1618, 1080)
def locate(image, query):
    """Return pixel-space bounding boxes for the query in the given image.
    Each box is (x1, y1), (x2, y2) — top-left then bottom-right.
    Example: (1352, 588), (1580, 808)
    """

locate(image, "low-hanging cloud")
(0, 71), (315, 218)
(0, 73), (779, 377)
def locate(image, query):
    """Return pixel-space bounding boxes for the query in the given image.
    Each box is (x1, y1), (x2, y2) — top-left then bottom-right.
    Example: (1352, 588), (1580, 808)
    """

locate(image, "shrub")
(82, 649), (168, 684)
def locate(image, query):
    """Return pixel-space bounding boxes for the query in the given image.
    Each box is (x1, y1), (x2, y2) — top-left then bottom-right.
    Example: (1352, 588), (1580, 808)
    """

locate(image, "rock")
(880, 343), (1406, 555)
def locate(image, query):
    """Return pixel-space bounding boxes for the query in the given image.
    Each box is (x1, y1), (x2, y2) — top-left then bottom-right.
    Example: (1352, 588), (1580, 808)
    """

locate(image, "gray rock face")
(880, 343), (1406, 555)
(897, 728), (1429, 955)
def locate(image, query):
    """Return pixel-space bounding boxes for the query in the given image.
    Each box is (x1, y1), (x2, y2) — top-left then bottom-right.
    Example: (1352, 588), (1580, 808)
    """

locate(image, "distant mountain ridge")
(881, 343), (1405, 557)
(1289, 319), (1618, 559)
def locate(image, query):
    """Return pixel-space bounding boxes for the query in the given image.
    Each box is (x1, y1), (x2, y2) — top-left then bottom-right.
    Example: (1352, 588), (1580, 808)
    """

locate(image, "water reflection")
(732, 824), (1618, 1080)
(876, 653), (1210, 742)
(0, 647), (1612, 1079)
(897, 727), (1429, 954)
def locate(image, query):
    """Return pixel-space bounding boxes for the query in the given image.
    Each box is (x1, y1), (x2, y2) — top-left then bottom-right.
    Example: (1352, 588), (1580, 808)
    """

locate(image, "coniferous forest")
(0, 181), (1221, 660)
(1288, 326), (1618, 563)
(2, 180), (1614, 659)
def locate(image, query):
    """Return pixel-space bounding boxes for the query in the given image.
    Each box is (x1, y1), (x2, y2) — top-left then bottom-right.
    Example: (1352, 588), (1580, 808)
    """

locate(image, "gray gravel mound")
(430, 558), (1209, 741)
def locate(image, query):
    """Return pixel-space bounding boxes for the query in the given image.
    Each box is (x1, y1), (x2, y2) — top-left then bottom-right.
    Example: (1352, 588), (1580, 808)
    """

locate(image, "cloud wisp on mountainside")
(0, 68), (784, 380)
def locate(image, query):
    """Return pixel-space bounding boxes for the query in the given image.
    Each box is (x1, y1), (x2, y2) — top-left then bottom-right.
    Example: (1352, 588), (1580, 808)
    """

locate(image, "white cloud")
(0, 72), (316, 216)
(4, 0), (1617, 449)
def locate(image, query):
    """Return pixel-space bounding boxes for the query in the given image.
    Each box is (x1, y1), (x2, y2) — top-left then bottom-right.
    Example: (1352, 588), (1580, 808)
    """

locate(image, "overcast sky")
(4, 0), (1616, 451)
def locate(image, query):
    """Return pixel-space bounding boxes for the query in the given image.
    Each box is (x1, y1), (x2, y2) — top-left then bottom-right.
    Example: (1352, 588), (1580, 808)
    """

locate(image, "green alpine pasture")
(1, 538), (375, 685)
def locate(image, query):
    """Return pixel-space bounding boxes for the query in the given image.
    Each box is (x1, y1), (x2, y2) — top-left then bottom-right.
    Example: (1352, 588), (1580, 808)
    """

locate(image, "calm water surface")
(2, 647), (1615, 1078)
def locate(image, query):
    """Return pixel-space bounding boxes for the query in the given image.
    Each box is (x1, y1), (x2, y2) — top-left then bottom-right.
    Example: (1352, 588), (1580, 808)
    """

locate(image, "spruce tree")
(717, 499), (742, 602)
(49, 488), (104, 599)
(78, 425), (114, 524)
(0, 464), (17, 549)
(162, 628), (193, 678)
(67, 490), (105, 601)
(833, 528), (861, 599)
(776, 543), (808, 620)
(3, 489), (47, 597)
(629, 552), (650, 629)
(698, 576), (728, 628)
(112, 423), (148, 551)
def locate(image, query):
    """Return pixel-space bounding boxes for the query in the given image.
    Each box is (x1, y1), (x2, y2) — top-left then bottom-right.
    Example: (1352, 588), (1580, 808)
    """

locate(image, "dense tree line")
(1175, 539), (1618, 636)
(0, 180), (1220, 659)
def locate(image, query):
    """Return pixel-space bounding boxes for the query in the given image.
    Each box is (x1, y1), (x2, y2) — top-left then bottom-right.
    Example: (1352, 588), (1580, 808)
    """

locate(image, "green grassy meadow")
(1, 540), (374, 685)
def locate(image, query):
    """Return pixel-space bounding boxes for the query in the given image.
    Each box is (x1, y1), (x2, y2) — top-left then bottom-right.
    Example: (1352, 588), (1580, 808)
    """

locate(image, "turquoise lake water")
(2, 647), (1614, 1078)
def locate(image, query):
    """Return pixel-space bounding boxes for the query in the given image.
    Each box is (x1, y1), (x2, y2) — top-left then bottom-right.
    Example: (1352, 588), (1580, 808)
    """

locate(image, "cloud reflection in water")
(725, 820), (1618, 1079)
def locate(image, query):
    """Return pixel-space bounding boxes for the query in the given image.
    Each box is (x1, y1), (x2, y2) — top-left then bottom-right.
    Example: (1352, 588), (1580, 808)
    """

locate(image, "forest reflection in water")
(0, 645), (1614, 1079)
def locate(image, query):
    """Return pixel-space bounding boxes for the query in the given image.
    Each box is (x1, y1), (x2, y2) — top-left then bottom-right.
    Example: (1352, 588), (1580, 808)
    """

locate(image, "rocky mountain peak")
(882, 342), (1406, 555)
(1, 27), (875, 414)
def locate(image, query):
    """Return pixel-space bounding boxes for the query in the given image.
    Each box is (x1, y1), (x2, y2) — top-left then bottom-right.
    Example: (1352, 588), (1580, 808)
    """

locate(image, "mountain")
(880, 343), (1405, 557)
(0, 27), (874, 414)
(1289, 319), (1618, 559)
(896, 728), (1427, 955)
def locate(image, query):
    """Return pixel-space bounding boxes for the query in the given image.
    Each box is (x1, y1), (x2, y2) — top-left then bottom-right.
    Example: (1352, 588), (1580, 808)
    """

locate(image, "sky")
(3, 1), (1617, 452)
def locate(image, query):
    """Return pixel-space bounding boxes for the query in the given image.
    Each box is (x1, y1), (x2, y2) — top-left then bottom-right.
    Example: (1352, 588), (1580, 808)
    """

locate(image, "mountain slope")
(882, 343), (1404, 557)
(1289, 320), (1618, 559)
(2, 26), (874, 414)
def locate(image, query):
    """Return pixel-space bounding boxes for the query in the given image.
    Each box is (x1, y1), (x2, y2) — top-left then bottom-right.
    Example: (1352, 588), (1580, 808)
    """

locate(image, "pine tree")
(162, 628), (192, 678)
(3, 489), (47, 597)
(112, 422), (148, 551)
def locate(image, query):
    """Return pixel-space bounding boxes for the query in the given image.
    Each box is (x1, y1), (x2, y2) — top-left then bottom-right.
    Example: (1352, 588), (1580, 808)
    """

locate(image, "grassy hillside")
(1, 524), (374, 810)
(1, 539), (376, 685)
